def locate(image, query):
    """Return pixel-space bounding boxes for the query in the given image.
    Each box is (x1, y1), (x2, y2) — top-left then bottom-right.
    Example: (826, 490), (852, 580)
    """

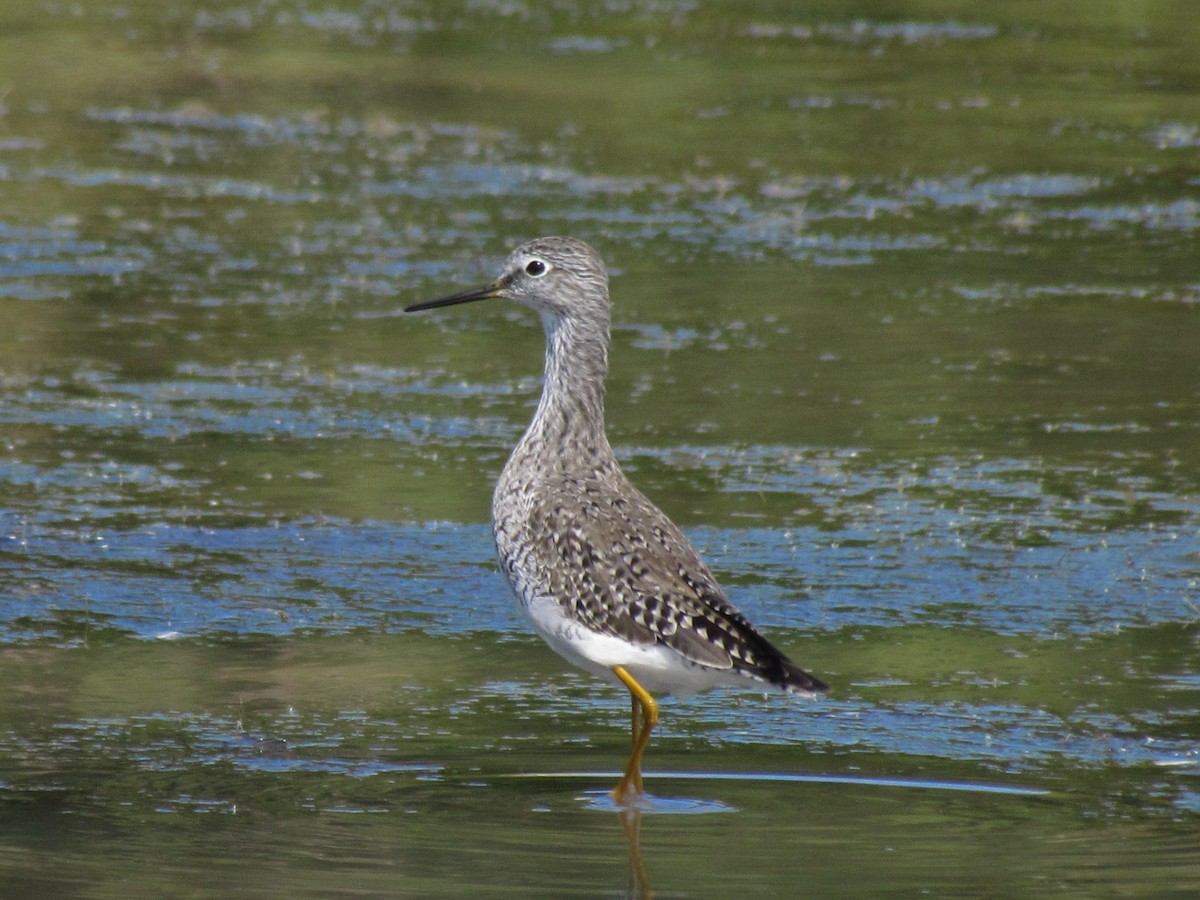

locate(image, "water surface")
(1, 1), (1198, 896)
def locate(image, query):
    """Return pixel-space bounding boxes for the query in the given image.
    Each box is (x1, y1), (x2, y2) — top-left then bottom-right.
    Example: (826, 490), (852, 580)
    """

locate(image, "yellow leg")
(628, 693), (644, 796)
(611, 665), (658, 804)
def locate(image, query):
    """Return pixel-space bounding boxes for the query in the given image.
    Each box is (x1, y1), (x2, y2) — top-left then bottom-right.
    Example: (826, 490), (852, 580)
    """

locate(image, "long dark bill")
(404, 283), (502, 313)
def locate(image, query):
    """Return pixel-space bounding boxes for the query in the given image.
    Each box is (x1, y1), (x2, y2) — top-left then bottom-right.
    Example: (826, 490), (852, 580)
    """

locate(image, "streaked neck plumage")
(511, 303), (613, 473)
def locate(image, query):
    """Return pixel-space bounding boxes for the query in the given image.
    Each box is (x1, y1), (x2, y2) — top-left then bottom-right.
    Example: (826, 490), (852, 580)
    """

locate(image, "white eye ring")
(525, 259), (548, 277)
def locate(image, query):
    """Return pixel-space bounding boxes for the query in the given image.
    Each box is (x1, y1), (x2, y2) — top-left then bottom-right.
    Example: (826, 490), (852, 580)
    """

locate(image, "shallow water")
(1, 1), (1198, 896)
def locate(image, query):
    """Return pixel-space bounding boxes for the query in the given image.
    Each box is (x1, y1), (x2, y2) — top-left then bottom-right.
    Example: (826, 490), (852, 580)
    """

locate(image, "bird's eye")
(525, 259), (547, 277)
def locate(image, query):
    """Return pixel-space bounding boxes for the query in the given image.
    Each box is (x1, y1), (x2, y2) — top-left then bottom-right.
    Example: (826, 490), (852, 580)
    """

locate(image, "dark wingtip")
(780, 659), (829, 697)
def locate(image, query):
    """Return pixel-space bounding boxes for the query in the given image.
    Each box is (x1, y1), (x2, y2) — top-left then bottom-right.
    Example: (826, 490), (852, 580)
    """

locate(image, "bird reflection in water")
(619, 806), (653, 900)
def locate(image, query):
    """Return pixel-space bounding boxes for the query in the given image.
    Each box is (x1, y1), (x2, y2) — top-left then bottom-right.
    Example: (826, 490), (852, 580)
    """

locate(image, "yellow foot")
(611, 778), (641, 807)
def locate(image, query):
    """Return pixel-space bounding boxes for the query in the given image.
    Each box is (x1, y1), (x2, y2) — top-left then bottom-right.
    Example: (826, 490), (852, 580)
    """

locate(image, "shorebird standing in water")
(406, 237), (827, 804)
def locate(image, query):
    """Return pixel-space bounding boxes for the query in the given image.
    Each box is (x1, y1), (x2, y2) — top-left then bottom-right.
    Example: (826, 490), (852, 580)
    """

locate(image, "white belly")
(514, 587), (737, 697)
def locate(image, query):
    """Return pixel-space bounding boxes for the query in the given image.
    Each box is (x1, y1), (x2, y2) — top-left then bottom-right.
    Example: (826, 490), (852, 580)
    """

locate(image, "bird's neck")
(519, 313), (613, 466)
